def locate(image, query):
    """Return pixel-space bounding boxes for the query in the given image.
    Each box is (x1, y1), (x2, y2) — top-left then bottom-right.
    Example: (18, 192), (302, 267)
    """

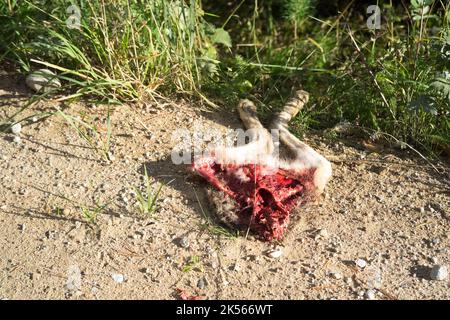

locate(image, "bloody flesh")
(193, 156), (316, 241)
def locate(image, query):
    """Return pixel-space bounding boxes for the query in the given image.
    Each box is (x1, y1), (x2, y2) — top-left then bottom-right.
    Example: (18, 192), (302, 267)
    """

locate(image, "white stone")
(179, 236), (189, 248)
(315, 228), (329, 240)
(267, 248), (283, 259)
(365, 289), (376, 300)
(430, 265), (448, 281)
(26, 69), (61, 92)
(319, 228), (329, 238)
(355, 258), (367, 268)
(329, 270), (343, 280)
(11, 123), (21, 134)
(111, 273), (124, 283)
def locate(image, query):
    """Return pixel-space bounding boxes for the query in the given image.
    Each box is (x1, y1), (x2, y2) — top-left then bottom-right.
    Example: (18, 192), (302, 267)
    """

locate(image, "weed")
(134, 166), (164, 217)
(0, 0), (231, 102)
(80, 202), (106, 224)
(55, 106), (112, 160)
(1, 0), (448, 154)
(205, 0), (449, 154)
(182, 255), (204, 273)
(54, 206), (66, 217)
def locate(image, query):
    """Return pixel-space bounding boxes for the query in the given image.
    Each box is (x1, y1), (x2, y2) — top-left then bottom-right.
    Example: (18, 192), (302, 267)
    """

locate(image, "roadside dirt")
(0, 72), (449, 300)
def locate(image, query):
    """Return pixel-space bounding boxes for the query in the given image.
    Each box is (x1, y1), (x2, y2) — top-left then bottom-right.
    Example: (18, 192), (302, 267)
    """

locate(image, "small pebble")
(319, 228), (329, 238)
(107, 152), (115, 161)
(365, 289), (376, 300)
(25, 69), (61, 92)
(45, 230), (57, 239)
(11, 123), (21, 135)
(140, 267), (151, 274)
(345, 277), (354, 286)
(111, 273), (124, 283)
(355, 258), (367, 268)
(315, 228), (329, 240)
(267, 248), (283, 259)
(197, 278), (207, 289)
(329, 270), (343, 280)
(430, 265), (448, 281)
(13, 136), (21, 144)
(431, 238), (440, 245)
(179, 236), (189, 248)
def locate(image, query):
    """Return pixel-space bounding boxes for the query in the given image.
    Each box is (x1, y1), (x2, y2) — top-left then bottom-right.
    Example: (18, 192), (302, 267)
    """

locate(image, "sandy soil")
(0, 71), (449, 300)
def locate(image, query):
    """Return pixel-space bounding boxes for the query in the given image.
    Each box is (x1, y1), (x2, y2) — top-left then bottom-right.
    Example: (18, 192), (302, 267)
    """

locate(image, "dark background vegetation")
(1, 0), (449, 156)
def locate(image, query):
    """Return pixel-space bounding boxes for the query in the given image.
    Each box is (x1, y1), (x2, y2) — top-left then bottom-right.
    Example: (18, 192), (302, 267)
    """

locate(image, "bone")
(208, 90), (332, 194)
(193, 89), (332, 241)
(237, 99), (265, 130)
(270, 90), (332, 194)
(212, 99), (275, 166)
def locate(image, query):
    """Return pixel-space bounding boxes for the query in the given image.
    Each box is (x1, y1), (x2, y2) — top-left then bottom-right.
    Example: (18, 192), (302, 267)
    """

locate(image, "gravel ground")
(0, 72), (449, 300)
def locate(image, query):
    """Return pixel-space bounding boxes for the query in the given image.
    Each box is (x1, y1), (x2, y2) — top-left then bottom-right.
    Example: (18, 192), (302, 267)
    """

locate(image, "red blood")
(176, 288), (202, 300)
(193, 156), (316, 241)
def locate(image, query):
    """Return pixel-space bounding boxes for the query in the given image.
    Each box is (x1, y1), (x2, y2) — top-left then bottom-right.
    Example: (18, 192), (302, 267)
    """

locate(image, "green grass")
(134, 166), (164, 217)
(204, 0), (450, 155)
(1, 0), (449, 155)
(182, 255), (204, 273)
(80, 202), (107, 224)
(0, 0), (227, 102)
(34, 184), (109, 223)
(55, 105), (113, 160)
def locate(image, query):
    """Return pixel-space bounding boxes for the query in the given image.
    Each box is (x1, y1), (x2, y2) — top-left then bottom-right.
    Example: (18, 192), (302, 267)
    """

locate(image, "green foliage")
(431, 73), (450, 100)
(411, 0), (434, 21)
(284, 0), (314, 23)
(212, 28), (232, 48)
(0, 0), (231, 101)
(205, 0), (449, 154)
(182, 255), (204, 273)
(1, 0), (449, 154)
(134, 166), (164, 217)
(80, 202), (106, 224)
